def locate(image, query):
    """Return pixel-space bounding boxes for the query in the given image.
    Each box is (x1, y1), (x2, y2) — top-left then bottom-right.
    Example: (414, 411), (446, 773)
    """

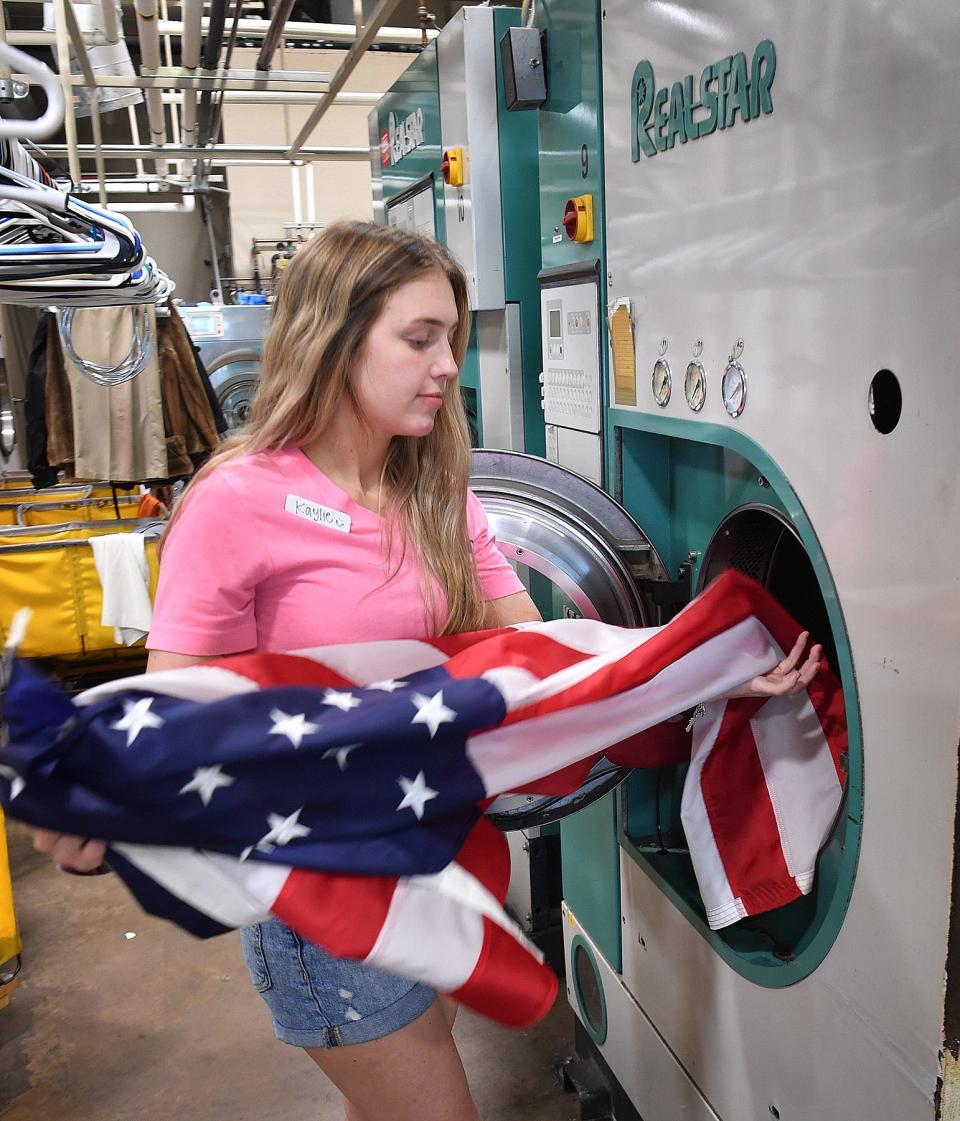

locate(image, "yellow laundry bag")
(0, 807), (21, 1005)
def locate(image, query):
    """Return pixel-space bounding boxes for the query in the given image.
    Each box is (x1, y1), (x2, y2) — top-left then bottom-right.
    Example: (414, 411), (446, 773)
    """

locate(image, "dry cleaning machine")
(503, 2), (960, 1119)
(380, 5), (959, 1114)
(470, 2), (960, 1120)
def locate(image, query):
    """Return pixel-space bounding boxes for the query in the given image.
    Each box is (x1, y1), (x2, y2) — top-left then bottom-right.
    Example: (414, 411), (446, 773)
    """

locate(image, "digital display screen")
(549, 309), (562, 338)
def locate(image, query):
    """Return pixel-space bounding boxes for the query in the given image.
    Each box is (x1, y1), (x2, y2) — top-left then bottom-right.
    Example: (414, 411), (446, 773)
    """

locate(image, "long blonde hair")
(167, 221), (484, 634)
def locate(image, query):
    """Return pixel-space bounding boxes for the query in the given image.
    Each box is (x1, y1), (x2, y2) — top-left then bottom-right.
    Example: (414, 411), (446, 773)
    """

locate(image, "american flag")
(0, 571), (846, 1027)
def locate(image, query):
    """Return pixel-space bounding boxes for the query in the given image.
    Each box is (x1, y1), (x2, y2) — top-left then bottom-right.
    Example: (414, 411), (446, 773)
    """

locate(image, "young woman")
(33, 221), (820, 1121)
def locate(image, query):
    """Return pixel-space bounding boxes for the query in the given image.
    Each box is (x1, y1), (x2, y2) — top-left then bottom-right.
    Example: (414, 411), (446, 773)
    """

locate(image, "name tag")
(284, 494), (351, 533)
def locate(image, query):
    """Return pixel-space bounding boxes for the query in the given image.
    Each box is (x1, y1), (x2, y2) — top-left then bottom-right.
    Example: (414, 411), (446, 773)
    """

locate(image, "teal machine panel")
(611, 414), (861, 986)
(369, 44), (445, 240)
(532, 0), (622, 968)
(492, 6), (546, 458)
(537, 0), (606, 277)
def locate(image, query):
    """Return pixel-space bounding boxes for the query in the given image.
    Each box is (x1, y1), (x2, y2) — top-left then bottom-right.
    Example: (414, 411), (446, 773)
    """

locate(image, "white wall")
(221, 47), (414, 281)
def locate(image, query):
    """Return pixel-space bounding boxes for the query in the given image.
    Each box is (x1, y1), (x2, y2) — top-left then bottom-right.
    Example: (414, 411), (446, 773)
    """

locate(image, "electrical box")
(500, 25), (547, 111)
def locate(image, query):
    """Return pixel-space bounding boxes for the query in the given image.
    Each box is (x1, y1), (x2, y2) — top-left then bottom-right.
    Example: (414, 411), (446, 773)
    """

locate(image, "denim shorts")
(239, 918), (437, 1048)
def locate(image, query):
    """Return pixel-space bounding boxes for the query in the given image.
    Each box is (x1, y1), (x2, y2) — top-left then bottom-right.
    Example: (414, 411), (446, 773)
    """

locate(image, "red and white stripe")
(83, 570), (846, 1021)
(115, 815), (556, 1028)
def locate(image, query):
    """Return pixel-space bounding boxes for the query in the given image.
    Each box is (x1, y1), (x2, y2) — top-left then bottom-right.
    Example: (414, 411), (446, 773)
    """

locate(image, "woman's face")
(349, 270), (461, 440)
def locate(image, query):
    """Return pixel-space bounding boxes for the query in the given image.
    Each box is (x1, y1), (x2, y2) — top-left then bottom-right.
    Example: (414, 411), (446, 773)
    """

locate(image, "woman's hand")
(32, 829), (107, 873)
(723, 631), (822, 700)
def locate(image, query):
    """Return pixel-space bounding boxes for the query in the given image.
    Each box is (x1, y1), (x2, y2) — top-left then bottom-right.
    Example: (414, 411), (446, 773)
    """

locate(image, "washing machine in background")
(179, 304), (272, 432)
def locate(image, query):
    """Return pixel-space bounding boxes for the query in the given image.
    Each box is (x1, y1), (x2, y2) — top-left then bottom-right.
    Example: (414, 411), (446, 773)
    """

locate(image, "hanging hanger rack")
(0, 44), (65, 142)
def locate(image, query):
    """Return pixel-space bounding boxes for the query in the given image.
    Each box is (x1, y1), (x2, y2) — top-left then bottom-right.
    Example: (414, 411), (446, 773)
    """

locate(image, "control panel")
(540, 280), (602, 433)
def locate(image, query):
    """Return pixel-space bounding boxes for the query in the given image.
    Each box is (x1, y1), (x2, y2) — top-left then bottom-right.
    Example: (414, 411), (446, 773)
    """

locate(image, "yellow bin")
(0, 808), (21, 1008)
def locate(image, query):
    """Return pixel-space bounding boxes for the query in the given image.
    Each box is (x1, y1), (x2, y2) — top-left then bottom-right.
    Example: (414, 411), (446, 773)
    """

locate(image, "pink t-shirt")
(147, 445), (524, 656)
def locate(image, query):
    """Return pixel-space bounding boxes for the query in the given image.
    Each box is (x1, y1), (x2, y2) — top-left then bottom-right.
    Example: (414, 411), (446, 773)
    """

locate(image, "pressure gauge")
(651, 358), (671, 407)
(722, 360), (747, 417)
(684, 360), (706, 412)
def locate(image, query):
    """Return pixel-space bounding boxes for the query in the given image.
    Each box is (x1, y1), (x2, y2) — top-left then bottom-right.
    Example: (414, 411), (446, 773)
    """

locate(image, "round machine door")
(470, 450), (670, 830)
(206, 348), (261, 431)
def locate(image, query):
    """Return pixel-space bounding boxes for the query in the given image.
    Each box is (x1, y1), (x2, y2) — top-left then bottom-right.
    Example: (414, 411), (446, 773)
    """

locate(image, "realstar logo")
(631, 40), (776, 160)
(387, 107), (426, 166)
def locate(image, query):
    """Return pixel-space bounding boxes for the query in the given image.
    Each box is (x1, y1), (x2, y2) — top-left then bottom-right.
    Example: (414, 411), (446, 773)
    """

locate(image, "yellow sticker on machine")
(609, 302), (637, 406)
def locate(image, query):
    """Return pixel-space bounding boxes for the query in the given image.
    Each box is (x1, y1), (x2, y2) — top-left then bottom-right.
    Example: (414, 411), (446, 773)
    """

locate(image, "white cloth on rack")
(88, 533), (153, 646)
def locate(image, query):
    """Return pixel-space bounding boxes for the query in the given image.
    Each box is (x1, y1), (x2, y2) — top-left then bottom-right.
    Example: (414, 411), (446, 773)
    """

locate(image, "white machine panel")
(476, 304), (525, 452)
(562, 902), (719, 1121)
(618, 852), (929, 1121)
(597, 1), (960, 1116)
(545, 425), (602, 486)
(437, 7), (505, 311)
(540, 281), (602, 433)
(386, 180), (437, 240)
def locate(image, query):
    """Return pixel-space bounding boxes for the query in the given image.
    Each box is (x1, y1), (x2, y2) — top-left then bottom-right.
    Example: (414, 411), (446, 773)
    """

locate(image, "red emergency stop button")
(562, 194), (594, 243)
(441, 147), (464, 187)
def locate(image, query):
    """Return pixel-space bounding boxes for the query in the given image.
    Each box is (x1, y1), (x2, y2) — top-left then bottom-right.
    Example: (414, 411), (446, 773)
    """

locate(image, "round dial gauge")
(684, 360), (706, 412)
(651, 358), (671, 407)
(722, 360), (747, 417)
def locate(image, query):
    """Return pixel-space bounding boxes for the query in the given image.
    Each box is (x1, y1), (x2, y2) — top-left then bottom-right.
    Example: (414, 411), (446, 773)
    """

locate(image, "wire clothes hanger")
(0, 46), (173, 308)
(0, 167), (174, 305)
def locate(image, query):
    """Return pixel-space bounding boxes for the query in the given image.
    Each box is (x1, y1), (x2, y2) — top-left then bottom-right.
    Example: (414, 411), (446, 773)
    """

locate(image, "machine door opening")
(698, 505), (838, 669)
(622, 502), (857, 985)
(474, 450), (858, 983)
(205, 351), (260, 432)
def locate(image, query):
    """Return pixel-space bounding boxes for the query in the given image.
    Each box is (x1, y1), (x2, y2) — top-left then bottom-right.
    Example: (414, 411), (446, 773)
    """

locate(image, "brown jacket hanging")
(45, 306), (221, 484)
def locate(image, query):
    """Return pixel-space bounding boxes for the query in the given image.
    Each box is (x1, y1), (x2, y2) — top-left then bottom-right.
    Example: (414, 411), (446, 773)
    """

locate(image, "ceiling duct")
(42, 0), (142, 117)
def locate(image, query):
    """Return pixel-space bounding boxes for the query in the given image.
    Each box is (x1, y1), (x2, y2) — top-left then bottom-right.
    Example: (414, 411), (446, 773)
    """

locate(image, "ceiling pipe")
(9, 22), (437, 49)
(180, 0), (202, 148)
(160, 90), (379, 104)
(99, 0), (119, 44)
(62, 0), (107, 204)
(196, 0), (228, 149)
(23, 71), (335, 92)
(134, 0), (169, 173)
(51, 0), (81, 184)
(287, 0), (402, 159)
(41, 142), (369, 162)
(255, 0), (296, 72)
(156, 17), (435, 46)
(202, 0), (245, 179)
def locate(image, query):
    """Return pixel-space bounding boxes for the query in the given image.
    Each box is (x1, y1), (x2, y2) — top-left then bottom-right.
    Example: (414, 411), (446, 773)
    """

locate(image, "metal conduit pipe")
(41, 142), (368, 161)
(51, 0), (80, 184)
(180, 0), (202, 148)
(256, 0), (296, 72)
(158, 18), (435, 45)
(99, 0), (119, 44)
(133, 0), (168, 172)
(8, 24), (436, 48)
(203, 0), (244, 180)
(158, 0), (180, 145)
(62, 0), (107, 204)
(160, 90), (379, 105)
(288, 0), (403, 159)
(0, 3), (11, 84)
(197, 0), (228, 150)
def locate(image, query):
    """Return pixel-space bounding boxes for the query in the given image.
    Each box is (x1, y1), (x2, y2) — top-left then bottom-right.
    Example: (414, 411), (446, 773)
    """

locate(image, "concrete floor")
(1, 821), (580, 1121)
